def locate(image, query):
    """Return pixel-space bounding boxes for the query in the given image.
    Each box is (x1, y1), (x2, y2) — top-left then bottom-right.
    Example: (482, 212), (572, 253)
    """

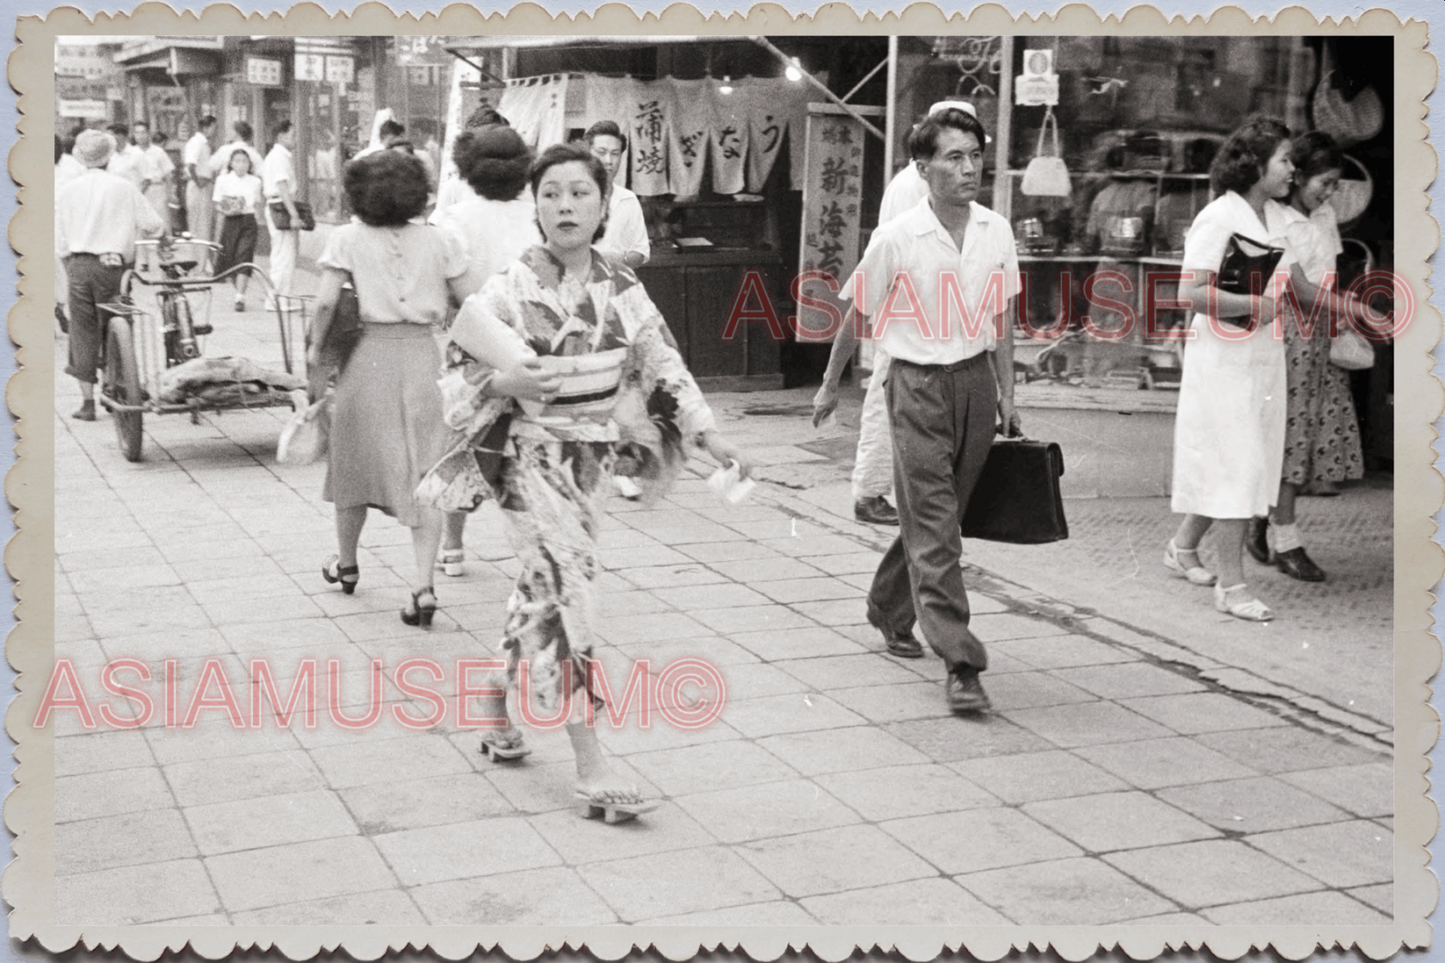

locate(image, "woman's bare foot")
(575, 767), (647, 806)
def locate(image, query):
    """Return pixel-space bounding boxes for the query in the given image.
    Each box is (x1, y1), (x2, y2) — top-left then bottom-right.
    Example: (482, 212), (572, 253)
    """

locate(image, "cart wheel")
(104, 321), (144, 462)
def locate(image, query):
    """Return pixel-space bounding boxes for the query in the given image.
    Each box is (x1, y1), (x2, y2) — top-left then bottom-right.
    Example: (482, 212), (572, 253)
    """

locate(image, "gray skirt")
(323, 323), (446, 527)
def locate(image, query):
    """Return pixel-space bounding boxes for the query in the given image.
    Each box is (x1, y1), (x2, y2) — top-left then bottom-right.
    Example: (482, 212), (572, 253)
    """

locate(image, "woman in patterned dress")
(1244, 131), (1367, 582)
(419, 142), (753, 820)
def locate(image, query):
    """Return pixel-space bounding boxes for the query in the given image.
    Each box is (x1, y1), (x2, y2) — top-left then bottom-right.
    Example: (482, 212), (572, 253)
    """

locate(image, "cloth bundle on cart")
(158, 356), (306, 406)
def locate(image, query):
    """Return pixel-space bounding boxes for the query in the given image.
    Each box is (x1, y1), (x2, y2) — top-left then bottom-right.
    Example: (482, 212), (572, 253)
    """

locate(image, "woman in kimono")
(419, 142), (753, 821)
(1165, 116), (1298, 622)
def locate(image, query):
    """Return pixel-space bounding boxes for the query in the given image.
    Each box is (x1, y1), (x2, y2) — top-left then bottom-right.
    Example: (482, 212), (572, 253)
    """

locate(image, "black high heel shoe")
(322, 555), (360, 595)
(401, 586), (437, 628)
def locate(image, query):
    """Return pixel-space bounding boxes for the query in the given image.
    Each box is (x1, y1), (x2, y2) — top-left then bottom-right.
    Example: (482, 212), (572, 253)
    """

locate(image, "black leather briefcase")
(961, 438), (1069, 544)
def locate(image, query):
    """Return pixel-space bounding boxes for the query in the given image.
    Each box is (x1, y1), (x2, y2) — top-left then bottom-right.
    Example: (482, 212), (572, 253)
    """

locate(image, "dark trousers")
(64, 254), (125, 385)
(867, 354), (997, 672)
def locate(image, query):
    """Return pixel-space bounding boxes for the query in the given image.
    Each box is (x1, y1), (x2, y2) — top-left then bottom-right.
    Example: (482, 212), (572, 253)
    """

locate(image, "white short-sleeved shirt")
(318, 222), (469, 326)
(56, 168), (167, 262)
(262, 144), (295, 201)
(106, 144), (145, 191)
(877, 163), (930, 226)
(1282, 201), (1344, 288)
(213, 171), (263, 216)
(842, 197), (1020, 366)
(184, 132), (211, 176)
(430, 195), (540, 283)
(599, 184), (650, 263)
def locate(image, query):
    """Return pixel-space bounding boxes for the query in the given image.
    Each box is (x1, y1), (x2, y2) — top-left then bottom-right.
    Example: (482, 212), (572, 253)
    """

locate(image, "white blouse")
(213, 171), (263, 217)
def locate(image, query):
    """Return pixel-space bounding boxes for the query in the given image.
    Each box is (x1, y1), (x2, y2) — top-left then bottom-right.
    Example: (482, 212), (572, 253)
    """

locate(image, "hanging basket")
(1331, 154), (1373, 225)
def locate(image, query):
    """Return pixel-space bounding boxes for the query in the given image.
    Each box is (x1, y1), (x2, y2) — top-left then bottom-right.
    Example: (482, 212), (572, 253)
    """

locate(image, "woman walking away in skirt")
(306, 150), (484, 627)
(418, 142), (753, 822)
(212, 148), (263, 311)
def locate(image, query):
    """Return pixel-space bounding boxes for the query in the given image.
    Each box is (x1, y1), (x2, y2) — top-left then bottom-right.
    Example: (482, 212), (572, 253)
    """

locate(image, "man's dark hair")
(344, 149), (429, 227)
(1210, 116), (1291, 195)
(380, 119), (405, 140)
(908, 108), (988, 161)
(107, 123), (128, 138)
(528, 142), (610, 243)
(584, 119), (627, 152)
(455, 127), (531, 202)
(275, 119), (295, 137)
(465, 106), (509, 130)
(234, 121), (254, 142)
(131, 120), (150, 133)
(198, 115), (217, 131)
(1290, 130), (1343, 185)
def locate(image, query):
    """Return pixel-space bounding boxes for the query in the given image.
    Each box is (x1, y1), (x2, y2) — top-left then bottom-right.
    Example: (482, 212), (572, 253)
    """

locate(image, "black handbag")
(269, 200), (315, 231)
(1216, 233), (1284, 329)
(307, 275), (362, 401)
(961, 438), (1069, 545)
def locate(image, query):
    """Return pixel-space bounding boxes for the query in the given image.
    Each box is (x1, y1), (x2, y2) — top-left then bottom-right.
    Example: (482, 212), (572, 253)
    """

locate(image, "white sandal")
(436, 548), (465, 578)
(1214, 583), (1274, 622)
(1164, 539), (1216, 586)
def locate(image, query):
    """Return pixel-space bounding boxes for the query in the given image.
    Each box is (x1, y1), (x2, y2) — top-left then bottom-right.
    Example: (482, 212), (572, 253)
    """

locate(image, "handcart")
(97, 235), (310, 462)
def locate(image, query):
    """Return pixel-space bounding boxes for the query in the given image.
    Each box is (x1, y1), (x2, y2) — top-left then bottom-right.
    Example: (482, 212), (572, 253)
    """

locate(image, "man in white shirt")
(184, 115), (216, 240)
(815, 106), (1021, 714)
(57, 129), (166, 420)
(262, 120), (301, 307)
(585, 120), (650, 268)
(105, 123), (143, 190)
(126, 121), (175, 225)
(208, 120), (265, 180)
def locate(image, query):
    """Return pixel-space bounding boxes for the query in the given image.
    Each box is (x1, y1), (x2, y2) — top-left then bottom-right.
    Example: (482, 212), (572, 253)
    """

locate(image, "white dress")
(1170, 191), (1294, 519)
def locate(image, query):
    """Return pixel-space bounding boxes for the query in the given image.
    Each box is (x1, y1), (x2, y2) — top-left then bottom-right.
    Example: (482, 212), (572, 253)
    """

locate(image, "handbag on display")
(1216, 233), (1285, 330)
(1312, 43), (1384, 147)
(268, 201), (316, 231)
(1019, 108), (1072, 198)
(961, 437), (1069, 545)
(1330, 321), (1375, 371)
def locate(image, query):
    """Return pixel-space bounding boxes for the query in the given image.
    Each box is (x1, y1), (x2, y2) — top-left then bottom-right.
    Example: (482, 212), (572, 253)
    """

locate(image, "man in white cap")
(56, 129), (166, 421)
(815, 100), (988, 527)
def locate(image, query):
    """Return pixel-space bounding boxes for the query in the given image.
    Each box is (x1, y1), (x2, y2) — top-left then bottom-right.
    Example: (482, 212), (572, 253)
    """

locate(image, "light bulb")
(786, 58), (802, 82)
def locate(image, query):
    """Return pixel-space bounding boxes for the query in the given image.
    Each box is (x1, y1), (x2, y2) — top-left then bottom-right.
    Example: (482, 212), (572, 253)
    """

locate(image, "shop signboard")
(325, 55), (355, 84)
(294, 52), (324, 82)
(794, 105), (875, 343)
(246, 56), (283, 87)
(58, 98), (108, 120)
(1016, 48), (1060, 106)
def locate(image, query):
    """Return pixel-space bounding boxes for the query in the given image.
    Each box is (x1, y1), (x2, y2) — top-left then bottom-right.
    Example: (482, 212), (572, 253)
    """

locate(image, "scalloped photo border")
(6, 4), (1439, 959)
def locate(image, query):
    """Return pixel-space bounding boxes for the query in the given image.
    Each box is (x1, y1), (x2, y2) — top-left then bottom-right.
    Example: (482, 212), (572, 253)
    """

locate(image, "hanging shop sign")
(58, 98), (109, 120)
(794, 105), (874, 343)
(325, 55), (355, 84)
(294, 52), (324, 82)
(1016, 48), (1060, 107)
(246, 56), (283, 87)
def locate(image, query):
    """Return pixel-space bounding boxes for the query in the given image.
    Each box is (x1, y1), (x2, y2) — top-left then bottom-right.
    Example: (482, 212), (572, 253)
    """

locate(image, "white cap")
(925, 100), (991, 143)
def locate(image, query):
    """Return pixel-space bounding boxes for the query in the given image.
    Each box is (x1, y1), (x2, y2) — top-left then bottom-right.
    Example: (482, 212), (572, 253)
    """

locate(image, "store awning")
(115, 44), (220, 76)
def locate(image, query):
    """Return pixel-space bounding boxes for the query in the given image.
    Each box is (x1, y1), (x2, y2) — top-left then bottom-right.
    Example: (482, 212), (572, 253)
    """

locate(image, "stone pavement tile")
(1118, 692), (1290, 735)
(1201, 890), (1391, 925)
(643, 900), (818, 926)
(775, 653), (921, 690)
(726, 518), (826, 542)
(375, 816), (562, 887)
(1348, 883), (1393, 916)
(1156, 776), (1350, 833)
(804, 551), (886, 576)
(723, 691), (866, 738)
(1103, 839), (1321, 907)
(614, 636), (757, 669)
(603, 546), (699, 570)
(68, 562), (182, 595)
(599, 714), (744, 756)
(753, 576), (862, 604)
(310, 733), (474, 789)
(983, 671), (1098, 711)
(882, 808), (1080, 874)
(1023, 790), (1220, 853)
(949, 750), (1129, 805)
(789, 598), (871, 626)
(577, 845), (781, 922)
(967, 612), (1072, 642)
(816, 763), (999, 820)
(220, 617), (352, 652)
(600, 527), (670, 549)
(676, 541), (784, 564)
(411, 866), (617, 925)
(185, 789), (358, 856)
(157, 535), (266, 564)
(1052, 662), (1208, 699)
(955, 857), (1178, 925)
(186, 572), (305, 605)
(54, 638), (108, 670)
(55, 809), (197, 876)
(710, 556), (828, 583)
(231, 888), (425, 925)
(207, 835), (399, 911)
(54, 729), (155, 777)
(173, 553), (287, 583)
(56, 858), (220, 925)
(729, 625), (867, 661)
(612, 563), (726, 590)
(1279, 763), (1394, 818)
(626, 739), (800, 797)
(528, 802), (718, 865)
(1073, 737), (1259, 791)
(55, 766), (174, 823)
(202, 593), (326, 626)
(758, 534), (875, 558)
(718, 662), (812, 699)
(738, 823), (936, 898)
(1245, 820), (1392, 888)
(1197, 719), (1376, 774)
(1003, 702), (1174, 749)
(340, 773), (515, 835)
(88, 600), (214, 639)
(620, 508), (716, 531)
(825, 681), (949, 725)
(759, 727), (930, 777)
(802, 877), (1010, 926)
(142, 715), (299, 766)
(165, 748), (326, 807)
(887, 715), (1053, 763)
(595, 611), (714, 645)
(673, 778), (860, 844)
(599, 589), (677, 617)
(990, 635), (1140, 672)
(691, 603), (821, 635)
(54, 614), (96, 644)
(642, 523), (752, 545)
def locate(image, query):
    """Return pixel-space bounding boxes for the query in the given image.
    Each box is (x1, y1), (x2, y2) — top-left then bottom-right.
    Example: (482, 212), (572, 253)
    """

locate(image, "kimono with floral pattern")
(417, 246), (715, 714)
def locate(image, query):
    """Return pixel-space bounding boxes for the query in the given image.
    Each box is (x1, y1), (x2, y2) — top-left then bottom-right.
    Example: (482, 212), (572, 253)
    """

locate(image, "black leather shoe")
(947, 667), (991, 713)
(866, 601), (922, 659)
(1245, 516), (1272, 565)
(1274, 547), (1326, 582)
(855, 496), (900, 526)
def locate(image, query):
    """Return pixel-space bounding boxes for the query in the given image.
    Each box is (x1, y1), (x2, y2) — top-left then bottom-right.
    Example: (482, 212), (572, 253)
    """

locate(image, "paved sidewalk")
(46, 295), (1393, 927)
